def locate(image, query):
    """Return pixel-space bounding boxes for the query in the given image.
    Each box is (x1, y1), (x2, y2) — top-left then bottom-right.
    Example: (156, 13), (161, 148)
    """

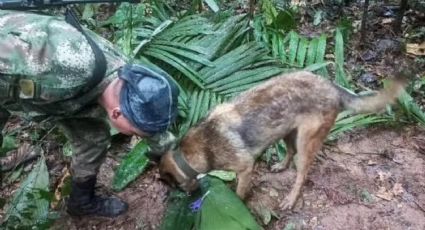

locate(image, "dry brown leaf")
(368, 160), (378, 165)
(51, 168), (71, 209)
(392, 183), (404, 196)
(376, 187), (393, 201)
(377, 170), (392, 182)
(406, 42), (425, 56)
(382, 18), (394, 24)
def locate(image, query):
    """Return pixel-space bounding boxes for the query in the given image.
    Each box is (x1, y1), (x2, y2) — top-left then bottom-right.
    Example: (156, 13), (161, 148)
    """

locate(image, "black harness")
(172, 149), (199, 180)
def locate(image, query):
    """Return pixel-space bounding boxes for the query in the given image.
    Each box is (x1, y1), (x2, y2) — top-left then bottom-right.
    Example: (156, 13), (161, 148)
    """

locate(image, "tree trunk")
(360, 0), (370, 44)
(394, 0), (408, 34)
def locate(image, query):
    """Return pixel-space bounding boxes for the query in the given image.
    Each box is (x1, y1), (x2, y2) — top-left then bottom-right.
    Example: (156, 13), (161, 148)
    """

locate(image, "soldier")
(0, 10), (178, 217)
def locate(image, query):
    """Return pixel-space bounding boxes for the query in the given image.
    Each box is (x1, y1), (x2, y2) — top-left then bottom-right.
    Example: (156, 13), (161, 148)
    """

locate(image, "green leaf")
(149, 44), (214, 67)
(328, 112), (391, 141)
(277, 33), (287, 63)
(201, 43), (267, 83)
(196, 177), (261, 230)
(0, 134), (17, 156)
(296, 37), (308, 67)
(143, 49), (205, 88)
(161, 177), (261, 230)
(271, 33), (280, 58)
(274, 9), (296, 32)
(7, 166), (23, 184)
(207, 170), (236, 181)
(191, 90), (206, 126)
(335, 28), (350, 88)
(204, 0), (220, 12)
(209, 67), (283, 92)
(306, 38), (318, 66)
(160, 191), (196, 230)
(288, 31), (299, 65)
(303, 62), (332, 72)
(262, 0), (278, 25)
(316, 34), (328, 76)
(62, 141), (73, 157)
(4, 156), (50, 227)
(112, 140), (150, 191)
(397, 89), (425, 126)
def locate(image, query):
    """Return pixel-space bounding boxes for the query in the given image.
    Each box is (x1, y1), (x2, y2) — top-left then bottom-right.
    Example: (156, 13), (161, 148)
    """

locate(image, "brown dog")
(159, 71), (406, 210)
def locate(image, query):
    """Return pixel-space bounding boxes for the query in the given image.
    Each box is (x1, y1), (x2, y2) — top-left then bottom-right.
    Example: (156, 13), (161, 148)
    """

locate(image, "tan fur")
(159, 71), (406, 210)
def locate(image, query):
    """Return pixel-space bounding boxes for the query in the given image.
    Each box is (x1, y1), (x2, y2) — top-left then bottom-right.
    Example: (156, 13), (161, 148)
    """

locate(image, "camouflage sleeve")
(145, 131), (177, 161)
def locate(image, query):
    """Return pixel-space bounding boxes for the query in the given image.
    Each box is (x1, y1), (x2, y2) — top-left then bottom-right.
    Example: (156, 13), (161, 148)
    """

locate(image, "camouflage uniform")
(0, 10), (174, 182)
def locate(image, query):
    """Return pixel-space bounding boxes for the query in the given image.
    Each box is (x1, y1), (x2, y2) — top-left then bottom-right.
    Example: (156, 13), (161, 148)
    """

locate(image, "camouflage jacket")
(0, 10), (176, 157)
(0, 10), (127, 120)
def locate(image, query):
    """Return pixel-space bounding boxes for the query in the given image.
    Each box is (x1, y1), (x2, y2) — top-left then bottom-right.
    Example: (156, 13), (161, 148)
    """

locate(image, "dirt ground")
(47, 125), (425, 230)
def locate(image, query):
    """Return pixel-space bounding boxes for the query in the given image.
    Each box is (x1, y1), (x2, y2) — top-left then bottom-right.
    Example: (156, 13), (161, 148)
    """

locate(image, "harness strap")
(64, 8), (107, 92)
(172, 149), (199, 180)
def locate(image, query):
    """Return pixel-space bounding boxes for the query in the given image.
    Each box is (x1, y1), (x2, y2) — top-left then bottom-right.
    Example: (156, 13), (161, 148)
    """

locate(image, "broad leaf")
(161, 177), (261, 230)
(3, 156), (50, 228)
(112, 140), (150, 191)
(160, 191), (196, 230)
(195, 177), (261, 230)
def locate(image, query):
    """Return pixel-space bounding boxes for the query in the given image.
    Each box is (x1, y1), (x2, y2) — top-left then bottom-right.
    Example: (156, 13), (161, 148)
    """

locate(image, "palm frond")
(334, 28), (350, 88)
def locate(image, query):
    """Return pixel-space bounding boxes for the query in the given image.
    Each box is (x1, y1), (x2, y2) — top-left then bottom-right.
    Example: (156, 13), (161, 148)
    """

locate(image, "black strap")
(173, 149), (199, 180)
(64, 8), (107, 91)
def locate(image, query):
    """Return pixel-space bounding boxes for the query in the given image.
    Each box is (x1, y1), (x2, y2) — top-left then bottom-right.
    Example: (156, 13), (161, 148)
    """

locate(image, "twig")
(413, 200), (425, 214)
(38, 125), (57, 143)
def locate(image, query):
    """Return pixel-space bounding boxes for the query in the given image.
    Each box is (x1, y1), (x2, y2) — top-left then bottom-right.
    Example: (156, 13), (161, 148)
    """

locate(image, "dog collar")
(172, 149), (199, 180)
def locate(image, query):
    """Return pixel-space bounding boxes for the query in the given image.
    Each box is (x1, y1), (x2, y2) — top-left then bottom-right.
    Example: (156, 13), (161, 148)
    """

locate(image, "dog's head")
(159, 150), (200, 193)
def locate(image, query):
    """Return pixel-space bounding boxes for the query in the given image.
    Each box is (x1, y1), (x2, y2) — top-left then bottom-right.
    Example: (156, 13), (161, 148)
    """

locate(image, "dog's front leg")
(235, 164), (254, 200)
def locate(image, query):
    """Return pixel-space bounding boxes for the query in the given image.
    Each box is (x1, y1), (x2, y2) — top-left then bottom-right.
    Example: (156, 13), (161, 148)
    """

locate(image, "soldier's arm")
(0, 107), (10, 147)
(145, 131), (177, 162)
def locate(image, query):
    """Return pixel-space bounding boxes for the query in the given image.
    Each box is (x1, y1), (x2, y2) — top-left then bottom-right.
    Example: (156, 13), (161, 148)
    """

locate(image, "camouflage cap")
(119, 64), (179, 135)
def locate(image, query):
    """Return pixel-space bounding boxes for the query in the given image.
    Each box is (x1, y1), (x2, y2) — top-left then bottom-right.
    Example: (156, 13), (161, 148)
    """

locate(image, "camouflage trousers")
(0, 108), (109, 183)
(58, 118), (110, 183)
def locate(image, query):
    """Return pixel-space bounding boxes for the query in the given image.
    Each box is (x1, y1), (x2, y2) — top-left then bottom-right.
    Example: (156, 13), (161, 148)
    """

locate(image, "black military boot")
(67, 176), (128, 217)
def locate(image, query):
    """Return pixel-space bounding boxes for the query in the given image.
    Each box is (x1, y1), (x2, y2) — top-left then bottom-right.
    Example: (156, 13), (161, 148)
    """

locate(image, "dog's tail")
(337, 77), (408, 114)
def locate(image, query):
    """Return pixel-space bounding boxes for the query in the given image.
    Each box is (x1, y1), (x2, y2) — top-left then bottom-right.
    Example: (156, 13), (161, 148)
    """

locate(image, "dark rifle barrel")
(0, 0), (138, 9)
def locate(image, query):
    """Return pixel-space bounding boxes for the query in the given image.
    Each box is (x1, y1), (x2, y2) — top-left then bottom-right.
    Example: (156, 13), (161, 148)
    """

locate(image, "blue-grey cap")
(119, 64), (179, 135)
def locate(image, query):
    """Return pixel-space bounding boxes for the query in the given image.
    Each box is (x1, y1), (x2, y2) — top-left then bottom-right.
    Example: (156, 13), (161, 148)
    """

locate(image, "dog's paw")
(280, 202), (293, 211)
(279, 195), (299, 211)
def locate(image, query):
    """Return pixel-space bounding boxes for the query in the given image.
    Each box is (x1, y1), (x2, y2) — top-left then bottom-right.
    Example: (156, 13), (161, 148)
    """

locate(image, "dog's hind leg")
(271, 130), (297, 172)
(280, 113), (336, 210)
